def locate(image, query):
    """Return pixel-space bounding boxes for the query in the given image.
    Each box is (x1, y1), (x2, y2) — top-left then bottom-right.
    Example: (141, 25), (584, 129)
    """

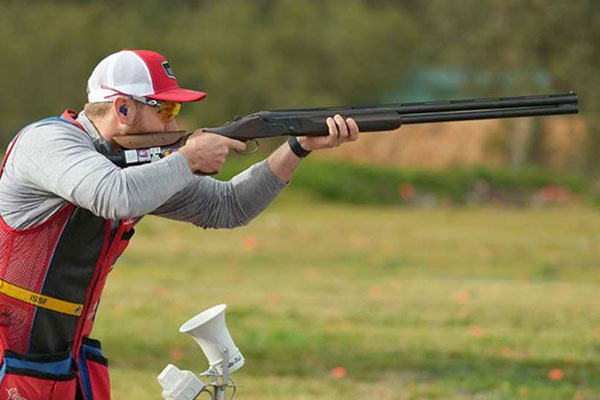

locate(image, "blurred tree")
(415, 0), (599, 170)
(0, 0), (597, 172)
(0, 0), (417, 133)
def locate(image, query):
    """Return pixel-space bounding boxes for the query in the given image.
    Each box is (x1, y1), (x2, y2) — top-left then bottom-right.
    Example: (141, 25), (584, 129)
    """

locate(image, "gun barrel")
(251, 92), (579, 136)
(265, 93), (578, 117)
(400, 103), (579, 125)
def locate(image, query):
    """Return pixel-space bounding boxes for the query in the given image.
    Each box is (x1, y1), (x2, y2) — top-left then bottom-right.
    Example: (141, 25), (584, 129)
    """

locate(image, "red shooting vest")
(0, 110), (135, 400)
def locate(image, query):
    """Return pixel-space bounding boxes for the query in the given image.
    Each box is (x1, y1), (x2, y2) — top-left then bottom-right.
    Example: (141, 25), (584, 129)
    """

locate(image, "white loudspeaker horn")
(179, 304), (244, 376)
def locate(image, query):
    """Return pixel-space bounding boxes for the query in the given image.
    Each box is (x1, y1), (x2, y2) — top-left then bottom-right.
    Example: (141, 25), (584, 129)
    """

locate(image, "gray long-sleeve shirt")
(0, 112), (287, 230)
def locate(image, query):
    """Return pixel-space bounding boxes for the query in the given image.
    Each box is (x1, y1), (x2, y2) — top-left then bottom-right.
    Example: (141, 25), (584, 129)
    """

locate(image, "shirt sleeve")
(150, 160), (288, 229)
(6, 122), (196, 221)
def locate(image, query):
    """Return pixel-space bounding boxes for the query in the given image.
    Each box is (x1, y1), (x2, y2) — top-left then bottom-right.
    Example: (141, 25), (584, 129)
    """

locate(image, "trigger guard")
(235, 139), (259, 155)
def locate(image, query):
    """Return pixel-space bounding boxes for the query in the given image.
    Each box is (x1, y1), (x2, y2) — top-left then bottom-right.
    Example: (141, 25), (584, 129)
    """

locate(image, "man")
(0, 49), (358, 399)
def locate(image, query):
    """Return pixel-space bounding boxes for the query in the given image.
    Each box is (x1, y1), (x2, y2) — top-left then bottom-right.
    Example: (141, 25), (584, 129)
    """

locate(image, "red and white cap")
(87, 49), (207, 103)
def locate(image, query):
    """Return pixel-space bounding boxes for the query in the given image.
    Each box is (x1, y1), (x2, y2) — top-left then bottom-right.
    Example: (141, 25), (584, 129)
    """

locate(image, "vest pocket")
(0, 349), (77, 400)
(78, 337), (110, 400)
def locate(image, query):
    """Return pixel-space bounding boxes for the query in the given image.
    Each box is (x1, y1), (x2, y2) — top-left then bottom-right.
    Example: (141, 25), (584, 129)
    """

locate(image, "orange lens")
(157, 101), (181, 123)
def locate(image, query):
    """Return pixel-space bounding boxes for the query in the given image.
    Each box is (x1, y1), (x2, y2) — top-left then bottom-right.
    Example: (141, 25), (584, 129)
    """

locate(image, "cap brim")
(148, 87), (207, 103)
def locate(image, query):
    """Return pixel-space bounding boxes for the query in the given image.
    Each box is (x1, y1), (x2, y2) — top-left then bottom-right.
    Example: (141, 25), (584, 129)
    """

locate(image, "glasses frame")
(101, 85), (182, 123)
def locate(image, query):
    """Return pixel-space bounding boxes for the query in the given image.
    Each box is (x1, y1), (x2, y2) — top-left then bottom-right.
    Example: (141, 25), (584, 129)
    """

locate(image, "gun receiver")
(109, 92), (578, 167)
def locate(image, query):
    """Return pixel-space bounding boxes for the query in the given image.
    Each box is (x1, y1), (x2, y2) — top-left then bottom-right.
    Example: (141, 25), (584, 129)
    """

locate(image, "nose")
(165, 119), (179, 131)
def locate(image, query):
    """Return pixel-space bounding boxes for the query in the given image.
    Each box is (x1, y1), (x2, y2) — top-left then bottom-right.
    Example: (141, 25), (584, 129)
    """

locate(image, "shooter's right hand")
(178, 129), (246, 174)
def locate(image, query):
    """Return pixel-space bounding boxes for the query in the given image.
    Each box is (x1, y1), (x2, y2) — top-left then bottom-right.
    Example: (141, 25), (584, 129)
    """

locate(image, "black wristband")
(288, 136), (311, 158)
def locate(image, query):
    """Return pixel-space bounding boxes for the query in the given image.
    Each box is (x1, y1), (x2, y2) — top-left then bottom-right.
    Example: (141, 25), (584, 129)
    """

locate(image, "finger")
(334, 114), (348, 142)
(323, 117), (340, 147)
(326, 117), (338, 136)
(223, 137), (247, 152)
(346, 118), (359, 141)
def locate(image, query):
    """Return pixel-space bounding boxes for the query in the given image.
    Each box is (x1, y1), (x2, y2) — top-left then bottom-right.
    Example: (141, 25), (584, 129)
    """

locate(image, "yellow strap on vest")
(0, 279), (83, 317)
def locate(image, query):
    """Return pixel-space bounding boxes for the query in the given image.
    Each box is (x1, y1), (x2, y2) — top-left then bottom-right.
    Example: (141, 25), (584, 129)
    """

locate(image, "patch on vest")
(7, 387), (30, 400)
(162, 61), (176, 79)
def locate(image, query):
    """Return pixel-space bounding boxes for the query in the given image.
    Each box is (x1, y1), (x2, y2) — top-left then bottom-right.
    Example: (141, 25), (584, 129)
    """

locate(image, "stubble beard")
(125, 110), (147, 135)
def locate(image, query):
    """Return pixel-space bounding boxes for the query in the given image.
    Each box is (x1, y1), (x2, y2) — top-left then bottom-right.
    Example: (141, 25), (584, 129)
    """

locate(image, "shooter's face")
(126, 102), (179, 135)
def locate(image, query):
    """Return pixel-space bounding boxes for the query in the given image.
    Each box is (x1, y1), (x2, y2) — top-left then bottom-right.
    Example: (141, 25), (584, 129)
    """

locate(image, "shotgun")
(109, 92), (578, 167)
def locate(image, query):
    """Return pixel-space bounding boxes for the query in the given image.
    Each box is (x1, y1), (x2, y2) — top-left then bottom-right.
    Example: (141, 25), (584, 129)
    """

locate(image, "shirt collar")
(76, 111), (113, 154)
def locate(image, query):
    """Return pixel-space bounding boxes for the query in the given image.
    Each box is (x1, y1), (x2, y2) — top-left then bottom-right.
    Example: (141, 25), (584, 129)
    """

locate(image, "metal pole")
(211, 348), (229, 400)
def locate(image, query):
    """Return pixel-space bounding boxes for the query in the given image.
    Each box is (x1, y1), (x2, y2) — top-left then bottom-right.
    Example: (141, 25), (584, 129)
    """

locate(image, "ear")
(112, 97), (136, 126)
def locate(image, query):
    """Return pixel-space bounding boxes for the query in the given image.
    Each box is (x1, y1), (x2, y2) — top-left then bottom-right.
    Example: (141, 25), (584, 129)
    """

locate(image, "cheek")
(139, 108), (166, 132)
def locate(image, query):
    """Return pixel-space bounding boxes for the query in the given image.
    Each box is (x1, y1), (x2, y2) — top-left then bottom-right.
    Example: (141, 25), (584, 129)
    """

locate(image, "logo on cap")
(161, 61), (176, 79)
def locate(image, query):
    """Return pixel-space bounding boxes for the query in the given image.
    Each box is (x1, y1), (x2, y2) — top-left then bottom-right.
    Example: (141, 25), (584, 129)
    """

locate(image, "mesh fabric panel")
(0, 208), (71, 352)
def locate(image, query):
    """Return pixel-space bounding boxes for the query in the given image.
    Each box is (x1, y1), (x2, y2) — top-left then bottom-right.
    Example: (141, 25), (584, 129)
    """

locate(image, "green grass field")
(94, 191), (600, 399)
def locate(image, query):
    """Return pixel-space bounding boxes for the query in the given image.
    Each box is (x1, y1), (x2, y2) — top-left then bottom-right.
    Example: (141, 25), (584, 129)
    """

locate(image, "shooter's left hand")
(297, 114), (359, 151)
